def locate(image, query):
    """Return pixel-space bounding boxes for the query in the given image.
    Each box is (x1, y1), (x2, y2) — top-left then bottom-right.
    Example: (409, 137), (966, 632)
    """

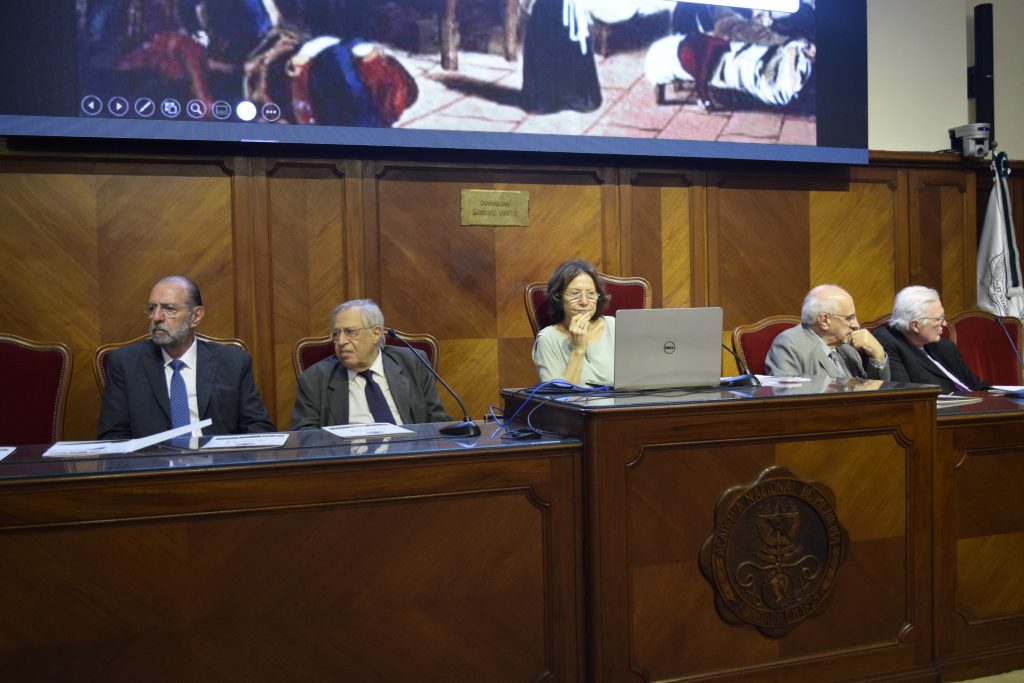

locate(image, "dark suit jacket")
(765, 323), (890, 382)
(289, 346), (451, 429)
(874, 325), (990, 393)
(97, 338), (276, 439)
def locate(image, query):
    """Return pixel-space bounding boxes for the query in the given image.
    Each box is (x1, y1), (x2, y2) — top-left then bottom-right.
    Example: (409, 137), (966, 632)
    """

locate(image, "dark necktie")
(921, 348), (970, 392)
(359, 370), (396, 424)
(828, 350), (848, 379)
(169, 359), (191, 447)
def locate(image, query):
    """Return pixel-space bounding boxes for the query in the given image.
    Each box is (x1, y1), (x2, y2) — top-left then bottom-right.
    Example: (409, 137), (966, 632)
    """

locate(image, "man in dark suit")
(874, 286), (991, 394)
(766, 284), (890, 382)
(290, 299), (450, 429)
(97, 275), (275, 439)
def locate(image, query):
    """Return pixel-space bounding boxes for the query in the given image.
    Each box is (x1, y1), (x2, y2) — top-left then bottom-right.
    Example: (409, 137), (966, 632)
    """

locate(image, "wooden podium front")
(0, 426), (583, 682)
(505, 382), (939, 682)
(936, 395), (1024, 681)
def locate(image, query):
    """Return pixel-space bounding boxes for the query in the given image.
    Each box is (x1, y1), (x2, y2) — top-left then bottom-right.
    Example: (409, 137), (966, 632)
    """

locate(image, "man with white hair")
(873, 286), (990, 393)
(290, 299), (450, 429)
(766, 284), (889, 382)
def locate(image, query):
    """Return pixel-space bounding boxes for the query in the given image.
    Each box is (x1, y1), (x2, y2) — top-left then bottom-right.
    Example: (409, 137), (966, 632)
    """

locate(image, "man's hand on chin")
(848, 329), (885, 361)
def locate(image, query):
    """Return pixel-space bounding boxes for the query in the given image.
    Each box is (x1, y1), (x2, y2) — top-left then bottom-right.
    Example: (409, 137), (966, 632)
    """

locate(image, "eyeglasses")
(828, 311), (857, 323)
(145, 303), (191, 318)
(917, 316), (947, 323)
(330, 326), (372, 341)
(565, 290), (599, 302)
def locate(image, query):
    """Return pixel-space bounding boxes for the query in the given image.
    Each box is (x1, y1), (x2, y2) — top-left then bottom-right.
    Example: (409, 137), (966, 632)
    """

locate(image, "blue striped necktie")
(359, 370), (396, 424)
(169, 359), (191, 446)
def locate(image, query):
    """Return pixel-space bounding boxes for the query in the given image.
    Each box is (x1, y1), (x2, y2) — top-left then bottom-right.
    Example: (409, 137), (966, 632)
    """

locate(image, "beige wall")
(973, 0), (1024, 158)
(867, 0), (968, 154)
(868, 0), (1022, 159)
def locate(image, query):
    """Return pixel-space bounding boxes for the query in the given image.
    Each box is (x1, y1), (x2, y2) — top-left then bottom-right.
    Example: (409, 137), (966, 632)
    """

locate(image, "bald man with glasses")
(289, 299), (450, 429)
(766, 284), (890, 382)
(873, 286), (990, 394)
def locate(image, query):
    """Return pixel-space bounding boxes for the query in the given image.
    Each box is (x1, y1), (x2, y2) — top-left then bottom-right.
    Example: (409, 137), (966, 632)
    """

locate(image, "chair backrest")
(0, 334), (73, 445)
(860, 315), (890, 334)
(292, 330), (440, 377)
(524, 272), (653, 336)
(94, 333), (249, 393)
(731, 315), (801, 376)
(948, 310), (1024, 385)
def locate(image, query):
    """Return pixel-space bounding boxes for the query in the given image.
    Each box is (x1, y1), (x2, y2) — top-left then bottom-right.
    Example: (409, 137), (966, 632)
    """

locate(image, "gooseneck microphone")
(385, 329), (481, 437)
(995, 316), (1024, 372)
(720, 344), (762, 387)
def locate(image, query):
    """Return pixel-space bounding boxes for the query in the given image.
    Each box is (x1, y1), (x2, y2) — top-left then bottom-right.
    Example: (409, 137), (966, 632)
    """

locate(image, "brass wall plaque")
(698, 466), (849, 638)
(460, 189), (529, 227)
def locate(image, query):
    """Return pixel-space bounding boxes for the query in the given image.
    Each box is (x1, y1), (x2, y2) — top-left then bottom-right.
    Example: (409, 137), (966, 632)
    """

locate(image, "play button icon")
(108, 96), (129, 117)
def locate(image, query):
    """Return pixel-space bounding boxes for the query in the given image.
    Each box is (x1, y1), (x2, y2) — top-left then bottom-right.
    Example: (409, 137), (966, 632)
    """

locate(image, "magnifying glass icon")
(186, 100), (206, 118)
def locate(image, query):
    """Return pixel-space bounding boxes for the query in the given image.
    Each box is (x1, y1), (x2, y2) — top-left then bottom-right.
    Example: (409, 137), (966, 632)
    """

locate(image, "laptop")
(613, 307), (724, 390)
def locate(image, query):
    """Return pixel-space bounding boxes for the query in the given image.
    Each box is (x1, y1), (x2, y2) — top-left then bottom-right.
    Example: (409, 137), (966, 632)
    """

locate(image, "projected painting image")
(77, 0), (816, 145)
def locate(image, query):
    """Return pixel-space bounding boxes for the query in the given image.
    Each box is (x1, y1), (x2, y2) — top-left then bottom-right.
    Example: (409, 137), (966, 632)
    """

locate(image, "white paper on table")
(43, 419), (213, 457)
(200, 433), (290, 450)
(755, 375), (812, 386)
(991, 385), (1024, 393)
(936, 394), (983, 406)
(0, 446), (15, 461)
(43, 440), (124, 457)
(322, 423), (414, 438)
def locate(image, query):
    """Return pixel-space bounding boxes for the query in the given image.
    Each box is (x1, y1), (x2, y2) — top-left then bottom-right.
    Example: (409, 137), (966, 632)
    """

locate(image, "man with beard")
(765, 284), (890, 382)
(97, 275), (275, 440)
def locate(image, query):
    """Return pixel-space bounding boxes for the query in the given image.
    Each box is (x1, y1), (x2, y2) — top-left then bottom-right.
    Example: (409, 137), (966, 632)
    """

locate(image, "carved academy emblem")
(698, 466), (849, 638)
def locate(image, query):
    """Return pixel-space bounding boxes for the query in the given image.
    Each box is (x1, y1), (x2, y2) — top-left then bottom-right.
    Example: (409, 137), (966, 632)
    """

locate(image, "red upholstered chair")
(731, 316), (801, 376)
(860, 315), (890, 334)
(948, 310), (1024, 385)
(94, 333), (249, 393)
(525, 273), (653, 336)
(293, 330), (439, 377)
(0, 334), (73, 445)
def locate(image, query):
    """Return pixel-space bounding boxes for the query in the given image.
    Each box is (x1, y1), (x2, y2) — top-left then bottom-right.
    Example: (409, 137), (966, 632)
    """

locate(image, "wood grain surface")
(0, 143), (1017, 438)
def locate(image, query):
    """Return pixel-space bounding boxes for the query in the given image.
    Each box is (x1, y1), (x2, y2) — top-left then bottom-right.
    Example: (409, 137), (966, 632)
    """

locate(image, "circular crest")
(699, 466), (848, 637)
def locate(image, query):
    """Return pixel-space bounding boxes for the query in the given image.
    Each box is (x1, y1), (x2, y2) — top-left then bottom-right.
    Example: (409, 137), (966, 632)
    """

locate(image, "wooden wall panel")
(809, 169), (901, 320)
(623, 170), (703, 309)
(0, 157), (235, 440)
(708, 173), (812, 329)
(366, 164), (613, 418)
(0, 166), (99, 441)
(909, 170), (976, 314)
(265, 162), (348, 429)
(0, 143), (1008, 441)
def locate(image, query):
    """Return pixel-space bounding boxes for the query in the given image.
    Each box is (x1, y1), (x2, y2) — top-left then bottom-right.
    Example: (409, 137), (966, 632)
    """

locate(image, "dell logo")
(663, 341), (676, 354)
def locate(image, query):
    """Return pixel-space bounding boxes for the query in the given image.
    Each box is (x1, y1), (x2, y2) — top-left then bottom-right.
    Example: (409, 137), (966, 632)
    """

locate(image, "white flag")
(977, 152), (1024, 318)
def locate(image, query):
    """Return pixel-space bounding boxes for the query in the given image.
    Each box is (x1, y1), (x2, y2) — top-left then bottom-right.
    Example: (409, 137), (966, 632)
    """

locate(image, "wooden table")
(935, 393), (1024, 681)
(505, 381), (941, 682)
(0, 424), (583, 682)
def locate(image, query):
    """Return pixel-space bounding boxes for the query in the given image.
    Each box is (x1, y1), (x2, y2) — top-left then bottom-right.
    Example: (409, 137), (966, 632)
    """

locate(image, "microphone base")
(439, 421), (482, 437)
